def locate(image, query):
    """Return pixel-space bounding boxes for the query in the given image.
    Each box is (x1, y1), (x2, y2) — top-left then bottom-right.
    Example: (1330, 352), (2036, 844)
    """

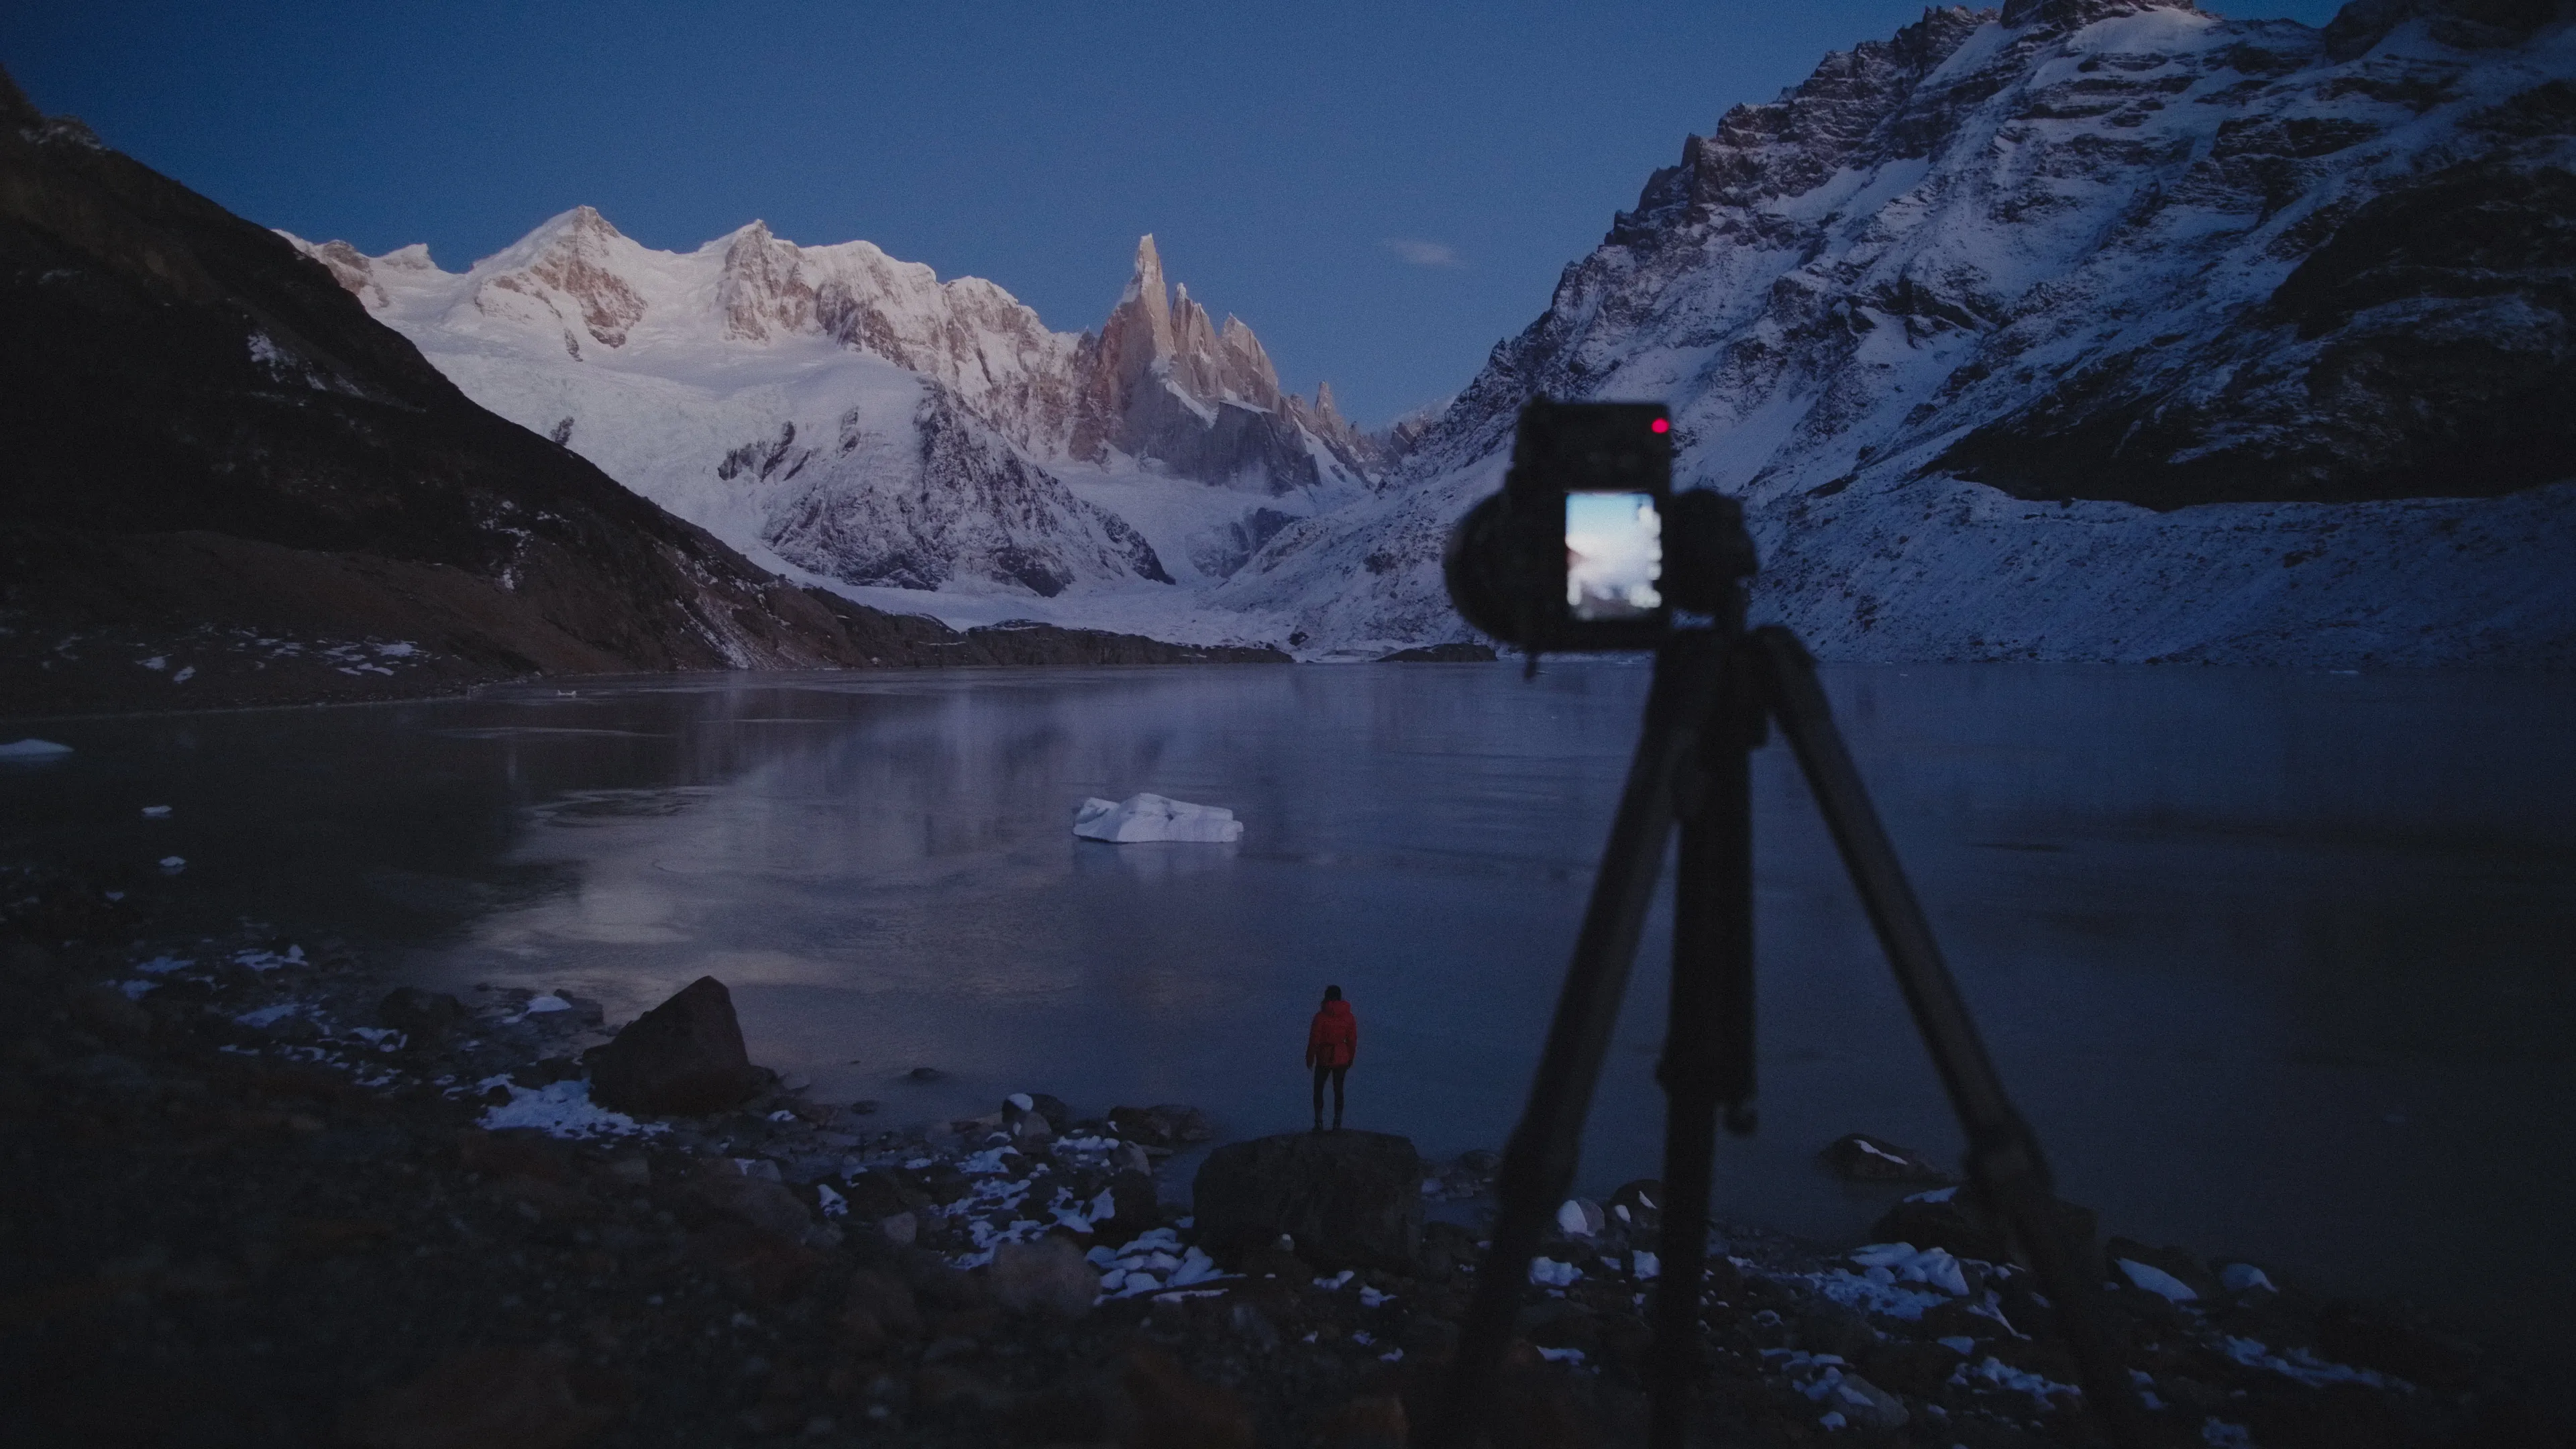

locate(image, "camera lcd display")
(1565, 491), (1664, 622)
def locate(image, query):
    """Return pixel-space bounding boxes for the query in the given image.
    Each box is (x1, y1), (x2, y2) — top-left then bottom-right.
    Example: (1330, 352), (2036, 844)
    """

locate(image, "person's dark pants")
(1311, 1062), (1347, 1128)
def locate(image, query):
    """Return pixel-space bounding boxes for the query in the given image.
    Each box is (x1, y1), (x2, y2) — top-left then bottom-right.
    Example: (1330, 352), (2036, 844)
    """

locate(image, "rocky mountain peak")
(718, 219), (816, 341)
(488, 203), (647, 350)
(2000, 0), (2199, 29)
(1063, 232), (1354, 490)
(0, 64), (40, 131)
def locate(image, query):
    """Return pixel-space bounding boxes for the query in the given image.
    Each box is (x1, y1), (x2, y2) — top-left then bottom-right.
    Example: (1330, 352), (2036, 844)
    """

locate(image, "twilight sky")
(5, 0), (2347, 425)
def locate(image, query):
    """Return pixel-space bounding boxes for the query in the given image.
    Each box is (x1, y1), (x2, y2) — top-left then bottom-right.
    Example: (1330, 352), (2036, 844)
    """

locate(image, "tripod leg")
(1426, 633), (1722, 1449)
(1649, 637), (1761, 1448)
(1747, 627), (2149, 1448)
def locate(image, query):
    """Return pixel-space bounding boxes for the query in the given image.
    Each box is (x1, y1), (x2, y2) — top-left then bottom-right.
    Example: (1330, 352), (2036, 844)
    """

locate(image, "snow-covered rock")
(284, 217), (1371, 641)
(1071, 793), (1244, 843)
(1222, 0), (2576, 665)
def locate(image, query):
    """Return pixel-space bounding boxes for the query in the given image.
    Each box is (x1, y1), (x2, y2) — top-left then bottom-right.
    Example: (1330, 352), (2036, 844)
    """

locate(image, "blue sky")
(5, 0), (2349, 425)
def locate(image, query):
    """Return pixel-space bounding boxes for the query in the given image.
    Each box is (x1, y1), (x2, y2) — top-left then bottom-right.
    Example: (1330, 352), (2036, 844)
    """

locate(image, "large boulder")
(988, 1236), (1097, 1319)
(586, 976), (766, 1115)
(1110, 1103), (1216, 1150)
(1192, 1131), (1421, 1273)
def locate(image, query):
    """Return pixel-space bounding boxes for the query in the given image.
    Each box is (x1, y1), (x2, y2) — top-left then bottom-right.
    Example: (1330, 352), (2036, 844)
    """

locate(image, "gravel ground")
(3, 860), (2568, 1448)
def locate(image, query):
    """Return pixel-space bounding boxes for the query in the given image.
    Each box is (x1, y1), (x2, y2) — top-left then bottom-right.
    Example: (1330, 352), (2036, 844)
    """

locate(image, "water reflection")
(5, 663), (2571, 1356)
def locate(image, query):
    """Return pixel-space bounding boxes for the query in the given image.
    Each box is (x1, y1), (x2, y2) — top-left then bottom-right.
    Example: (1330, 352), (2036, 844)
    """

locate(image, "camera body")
(1444, 400), (1756, 653)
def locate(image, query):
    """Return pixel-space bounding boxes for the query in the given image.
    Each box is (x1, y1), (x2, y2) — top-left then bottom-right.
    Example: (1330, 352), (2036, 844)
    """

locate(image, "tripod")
(1422, 624), (2147, 1449)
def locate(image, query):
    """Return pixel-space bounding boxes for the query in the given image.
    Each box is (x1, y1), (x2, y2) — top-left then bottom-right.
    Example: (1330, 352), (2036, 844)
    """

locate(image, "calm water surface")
(7, 663), (2571, 1354)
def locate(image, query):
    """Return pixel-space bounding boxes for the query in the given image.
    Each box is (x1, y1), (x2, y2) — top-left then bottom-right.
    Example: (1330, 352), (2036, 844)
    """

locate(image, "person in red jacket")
(1305, 985), (1357, 1132)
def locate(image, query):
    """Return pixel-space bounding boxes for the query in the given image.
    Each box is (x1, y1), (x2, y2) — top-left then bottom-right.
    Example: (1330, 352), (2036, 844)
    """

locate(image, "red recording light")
(1650, 418), (1670, 434)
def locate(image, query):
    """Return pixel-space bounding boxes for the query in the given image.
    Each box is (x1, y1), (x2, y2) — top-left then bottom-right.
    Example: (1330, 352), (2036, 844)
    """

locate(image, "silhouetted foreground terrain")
(4, 859), (2569, 1448)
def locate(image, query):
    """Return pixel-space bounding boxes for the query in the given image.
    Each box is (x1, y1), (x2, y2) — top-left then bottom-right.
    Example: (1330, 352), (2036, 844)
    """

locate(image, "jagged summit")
(298, 215), (1373, 494)
(1063, 231), (1362, 490)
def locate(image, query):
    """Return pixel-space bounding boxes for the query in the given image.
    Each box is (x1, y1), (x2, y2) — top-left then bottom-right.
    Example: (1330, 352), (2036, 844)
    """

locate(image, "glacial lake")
(7, 661), (2572, 1357)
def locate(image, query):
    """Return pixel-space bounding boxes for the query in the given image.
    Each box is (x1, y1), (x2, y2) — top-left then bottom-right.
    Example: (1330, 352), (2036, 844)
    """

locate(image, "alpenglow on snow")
(290, 0), (2576, 667)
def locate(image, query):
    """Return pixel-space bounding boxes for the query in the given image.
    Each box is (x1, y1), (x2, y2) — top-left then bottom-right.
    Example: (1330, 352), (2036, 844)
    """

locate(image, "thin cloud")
(1383, 237), (1466, 268)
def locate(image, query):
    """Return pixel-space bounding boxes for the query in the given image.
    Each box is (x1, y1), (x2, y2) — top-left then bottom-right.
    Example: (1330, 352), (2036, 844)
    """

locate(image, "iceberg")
(0, 739), (72, 759)
(1072, 792), (1243, 843)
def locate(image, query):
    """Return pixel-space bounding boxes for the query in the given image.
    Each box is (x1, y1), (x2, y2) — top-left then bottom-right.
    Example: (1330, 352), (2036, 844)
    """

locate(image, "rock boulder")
(1193, 1131), (1421, 1273)
(1110, 1103), (1216, 1149)
(586, 976), (765, 1115)
(988, 1236), (1097, 1319)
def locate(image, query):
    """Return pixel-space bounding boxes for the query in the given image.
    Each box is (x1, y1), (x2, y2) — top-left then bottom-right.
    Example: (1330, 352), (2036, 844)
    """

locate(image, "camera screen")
(1565, 491), (1664, 622)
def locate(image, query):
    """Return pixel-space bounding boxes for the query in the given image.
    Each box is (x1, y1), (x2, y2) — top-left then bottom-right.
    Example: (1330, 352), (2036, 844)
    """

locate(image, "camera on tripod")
(1442, 400), (1759, 654)
(1427, 404), (2148, 1449)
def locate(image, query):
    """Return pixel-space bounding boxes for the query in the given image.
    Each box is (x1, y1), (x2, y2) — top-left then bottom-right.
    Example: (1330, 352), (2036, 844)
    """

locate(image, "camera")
(1443, 400), (1758, 654)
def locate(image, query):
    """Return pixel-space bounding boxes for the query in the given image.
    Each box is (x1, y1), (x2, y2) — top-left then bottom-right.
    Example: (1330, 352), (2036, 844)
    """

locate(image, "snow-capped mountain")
(1228, 0), (2576, 664)
(291, 216), (1375, 638)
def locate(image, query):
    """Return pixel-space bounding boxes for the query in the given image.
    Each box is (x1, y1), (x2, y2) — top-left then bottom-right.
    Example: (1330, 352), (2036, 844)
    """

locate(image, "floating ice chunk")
(1905, 1185), (1957, 1203)
(234, 1002), (306, 1028)
(0, 739), (73, 759)
(2117, 1258), (2199, 1303)
(1556, 1198), (1603, 1237)
(1072, 793), (1244, 843)
(134, 955), (191, 975)
(1937, 1335), (1978, 1354)
(1379, 1347), (1403, 1363)
(119, 980), (158, 1000)
(1536, 1346), (1586, 1363)
(1313, 1269), (1356, 1291)
(1632, 1250), (1661, 1281)
(816, 1183), (848, 1218)
(1007, 1091), (1034, 1111)
(159, 856), (186, 873)
(172, 667), (195, 684)
(1358, 1285), (1393, 1307)
(2220, 1263), (2277, 1295)
(141, 805), (172, 818)
(1529, 1257), (1581, 1287)
(525, 995), (570, 1013)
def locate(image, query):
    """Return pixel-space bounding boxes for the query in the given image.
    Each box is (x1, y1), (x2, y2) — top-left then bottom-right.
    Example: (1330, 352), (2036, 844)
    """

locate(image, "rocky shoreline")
(3, 863), (2567, 1448)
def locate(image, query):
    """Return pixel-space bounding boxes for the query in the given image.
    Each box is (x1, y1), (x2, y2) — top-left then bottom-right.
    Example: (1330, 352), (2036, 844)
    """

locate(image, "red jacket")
(1306, 999), (1357, 1069)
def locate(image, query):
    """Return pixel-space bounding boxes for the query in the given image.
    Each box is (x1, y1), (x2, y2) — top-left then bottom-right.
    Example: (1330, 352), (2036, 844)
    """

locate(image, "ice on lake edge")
(0, 739), (73, 759)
